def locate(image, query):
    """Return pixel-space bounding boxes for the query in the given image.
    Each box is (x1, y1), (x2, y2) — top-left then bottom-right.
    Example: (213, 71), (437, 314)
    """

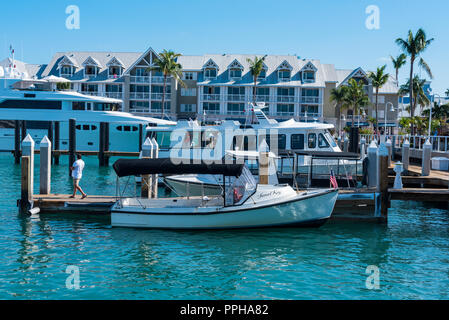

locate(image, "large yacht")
(0, 65), (175, 152)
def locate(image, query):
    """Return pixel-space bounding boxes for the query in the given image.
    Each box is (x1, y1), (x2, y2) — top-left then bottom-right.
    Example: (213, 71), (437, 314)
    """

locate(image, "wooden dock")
(32, 194), (116, 214)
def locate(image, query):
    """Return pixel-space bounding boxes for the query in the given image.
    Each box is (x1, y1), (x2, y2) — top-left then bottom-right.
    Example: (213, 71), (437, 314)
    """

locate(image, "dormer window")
(85, 65), (97, 77)
(229, 68), (242, 79)
(278, 69), (291, 81)
(303, 71), (315, 82)
(258, 68), (267, 80)
(108, 66), (122, 78)
(204, 68), (217, 80)
(60, 65), (74, 77)
(82, 56), (102, 79)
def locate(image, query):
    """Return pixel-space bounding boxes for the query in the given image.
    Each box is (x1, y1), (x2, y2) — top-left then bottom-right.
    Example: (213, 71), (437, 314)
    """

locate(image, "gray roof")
(41, 51), (142, 82)
(0, 58), (46, 79)
(177, 54), (327, 87)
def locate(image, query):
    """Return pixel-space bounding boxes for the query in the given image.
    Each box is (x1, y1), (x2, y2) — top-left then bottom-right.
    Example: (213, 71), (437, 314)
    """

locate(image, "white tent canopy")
(42, 75), (71, 82)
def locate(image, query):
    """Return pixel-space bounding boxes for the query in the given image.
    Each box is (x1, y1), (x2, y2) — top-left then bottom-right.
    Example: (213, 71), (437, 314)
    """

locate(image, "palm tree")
(343, 78), (370, 127)
(399, 76), (431, 117)
(330, 86), (348, 136)
(368, 65), (390, 136)
(390, 53), (407, 82)
(247, 55), (267, 105)
(396, 28), (434, 134)
(147, 50), (186, 117)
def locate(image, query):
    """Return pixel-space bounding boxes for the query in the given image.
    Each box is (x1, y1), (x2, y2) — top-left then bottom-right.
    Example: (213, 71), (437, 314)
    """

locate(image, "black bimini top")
(113, 158), (245, 178)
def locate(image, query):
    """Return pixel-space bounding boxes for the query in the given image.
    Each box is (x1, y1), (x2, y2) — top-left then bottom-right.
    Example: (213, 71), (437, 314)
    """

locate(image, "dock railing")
(360, 134), (449, 153)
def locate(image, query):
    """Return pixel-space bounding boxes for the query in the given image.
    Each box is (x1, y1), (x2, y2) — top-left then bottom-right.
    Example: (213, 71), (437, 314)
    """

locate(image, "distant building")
(35, 47), (400, 125)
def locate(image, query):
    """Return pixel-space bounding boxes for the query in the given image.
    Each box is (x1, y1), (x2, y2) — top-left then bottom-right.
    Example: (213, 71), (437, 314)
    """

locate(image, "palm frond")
(419, 57), (433, 79)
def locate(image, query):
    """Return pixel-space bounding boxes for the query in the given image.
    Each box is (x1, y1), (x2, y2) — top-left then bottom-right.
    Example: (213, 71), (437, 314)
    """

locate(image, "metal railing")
(301, 96), (320, 104)
(276, 96), (295, 103)
(227, 94), (246, 102)
(202, 94), (221, 101)
(360, 134), (449, 152)
(129, 92), (150, 100)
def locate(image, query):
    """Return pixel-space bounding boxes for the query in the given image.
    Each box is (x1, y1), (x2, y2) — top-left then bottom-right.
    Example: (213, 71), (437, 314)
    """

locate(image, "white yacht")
(111, 158), (338, 229)
(147, 104), (341, 162)
(0, 65), (175, 152)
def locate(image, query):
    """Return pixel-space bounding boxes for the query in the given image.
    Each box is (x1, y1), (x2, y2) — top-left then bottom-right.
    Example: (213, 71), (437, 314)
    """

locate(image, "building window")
(204, 68), (217, 79)
(301, 105), (319, 116)
(302, 89), (319, 97)
(258, 69), (267, 79)
(151, 101), (170, 112)
(81, 84), (98, 92)
(277, 87), (294, 96)
(181, 104), (197, 112)
(108, 66), (122, 78)
(229, 68), (242, 79)
(181, 88), (196, 96)
(276, 104), (294, 115)
(84, 66), (97, 76)
(203, 102), (220, 114)
(303, 71), (315, 82)
(106, 84), (123, 93)
(60, 65), (73, 76)
(130, 101), (149, 112)
(278, 69), (291, 81)
(228, 87), (245, 95)
(184, 72), (196, 80)
(227, 103), (245, 115)
(203, 86), (220, 94)
(152, 85), (171, 94)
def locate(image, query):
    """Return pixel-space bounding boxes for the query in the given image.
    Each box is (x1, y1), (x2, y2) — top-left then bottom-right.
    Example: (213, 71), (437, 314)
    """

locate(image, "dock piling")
(99, 122), (105, 166)
(104, 122), (110, 166)
(22, 134), (35, 197)
(54, 122), (60, 165)
(40, 136), (51, 195)
(151, 138), (159, 198)
(422, 139), (432, 176)
(367, 141), (378, 188)
(141, 138), (153, 198)
(20, 120), (27, 143)
(14, 120), (20, 164)
(19, 156), (32, 214)
(47, 121), (54, 162)
(68, 119), (76, 175)
(258, 140), (270, 185)
(385, 138), (392, 167)
(378, 143), (389, 221)
(139, 124), (143, 152)
(402, 139), (410, 171)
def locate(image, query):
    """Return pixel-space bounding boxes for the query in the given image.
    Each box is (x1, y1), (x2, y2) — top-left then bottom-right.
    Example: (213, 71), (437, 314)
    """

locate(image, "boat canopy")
(113, 158), (245, 178)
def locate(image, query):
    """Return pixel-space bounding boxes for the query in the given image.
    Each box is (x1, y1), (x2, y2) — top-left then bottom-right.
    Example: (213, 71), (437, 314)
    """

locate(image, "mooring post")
(22, 134), (35, 197)
(402, 139), (410, 172)
(47, 121), (54, 162)
(151, 137), (159, 198)
(367, 141), (378, 188)
(139, 124), (143, 152)
(104, 122), (110, 166)
(392, 136), (396, 160)
(385, 138), (392, 167)
(258, 139), (270, 185)
(54, 121), (60, 165)
(422, 139), (432, 176)
(360, 137), (366, 159)
(19, 156), (32, 214)
(69, 119), (76, 176)
(378, 143), (389, 222)
(40, 136), (51, 195)
(141, 138), (153, 198)
(343, 135), (349, 152)
(21, 120), (27, 144)
(99, 122), (105, 166)
(14, 120), (20, 164)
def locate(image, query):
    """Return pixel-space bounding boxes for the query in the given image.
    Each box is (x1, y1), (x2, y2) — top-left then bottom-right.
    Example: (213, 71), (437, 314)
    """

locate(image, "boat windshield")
(225, 165), (257, 206)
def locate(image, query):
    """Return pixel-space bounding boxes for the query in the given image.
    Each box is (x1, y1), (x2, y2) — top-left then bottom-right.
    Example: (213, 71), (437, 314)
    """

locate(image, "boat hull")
(111, 189), (338, 230)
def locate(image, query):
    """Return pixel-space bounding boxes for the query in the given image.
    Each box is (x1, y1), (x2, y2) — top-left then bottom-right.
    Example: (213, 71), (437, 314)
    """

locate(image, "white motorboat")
(111, 158), (338, 229)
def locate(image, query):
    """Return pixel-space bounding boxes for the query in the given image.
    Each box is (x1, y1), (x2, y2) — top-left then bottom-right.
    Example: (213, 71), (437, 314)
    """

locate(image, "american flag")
(330, 169), (338, 189)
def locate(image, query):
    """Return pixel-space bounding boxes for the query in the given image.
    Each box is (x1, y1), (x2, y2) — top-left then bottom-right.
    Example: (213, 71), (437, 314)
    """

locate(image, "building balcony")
(151, 76), (171, 84)
(254, 95), (271, 102)
(129, 92), (150, 100)
(108, 74), (122, 80)
(130, 76), (150, 83)
(301, 96), (320, 104)
(202, 109), (221, 115)
(202, 94), (221, 101)
(276, 96), (296, 103)
(104, 92), (123, 99)
(151, 93), (171, 100)
(299, 112), (321, 119)
(227, 110), (246, 116)
(227, 94), (246, 102)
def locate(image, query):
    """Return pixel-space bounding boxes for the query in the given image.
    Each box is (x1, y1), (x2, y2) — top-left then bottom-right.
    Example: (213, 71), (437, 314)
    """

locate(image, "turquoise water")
(0, 154), (448, 299)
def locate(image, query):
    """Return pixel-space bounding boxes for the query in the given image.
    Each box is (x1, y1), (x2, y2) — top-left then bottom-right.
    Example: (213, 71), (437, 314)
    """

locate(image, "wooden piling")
(69, 119), (76, 175)
(402, 139), (409, 171)
(99, 122), (105, 166)
(40, 136), (51, 194)
(151, 138), (159, 198)
(378, 143), (389, 222)
(104, 122), (110, 166)
(19, 156), (32, 214)
(22, 134), (35, 197)
(14, 120), (20, 164)
(141, 138), (153, 198)
(54, 121), (60, 165)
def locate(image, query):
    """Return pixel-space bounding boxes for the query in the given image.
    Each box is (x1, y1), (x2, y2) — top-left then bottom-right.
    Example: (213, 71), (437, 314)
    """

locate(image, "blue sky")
(1, 0), (448, 94)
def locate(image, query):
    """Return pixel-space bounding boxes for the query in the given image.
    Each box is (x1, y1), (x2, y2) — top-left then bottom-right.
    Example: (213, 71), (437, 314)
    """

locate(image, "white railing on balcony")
(227, 110), (246, 116)
(255, 95), (271, 102)
(130, 76), (150, 83)
(104, 92), (123, 99)
(202, 94), (221, 101)
(151, 76), (171, 84)
(108, 74), (121, 80)
(276, 96), (295, 103)
(360, 134), (449, 152)
(301, 96), (320, 104)
(227, 94), (246, 102)
(130, 92), (150, 100)
(275, 111), (295, 116)
(299, 112), (321, 119)
(203, 109), (220, 115)
(80, 91), (99, 96)
(151, 93), (171, 100)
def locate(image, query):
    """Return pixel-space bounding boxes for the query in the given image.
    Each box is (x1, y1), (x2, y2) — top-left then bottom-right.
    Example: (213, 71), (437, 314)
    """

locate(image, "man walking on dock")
(70, 154), (87, 199)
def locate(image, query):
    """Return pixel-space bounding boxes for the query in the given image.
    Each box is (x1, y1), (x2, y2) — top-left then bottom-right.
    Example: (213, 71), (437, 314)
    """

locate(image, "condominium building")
(39, 47), (400, 126)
